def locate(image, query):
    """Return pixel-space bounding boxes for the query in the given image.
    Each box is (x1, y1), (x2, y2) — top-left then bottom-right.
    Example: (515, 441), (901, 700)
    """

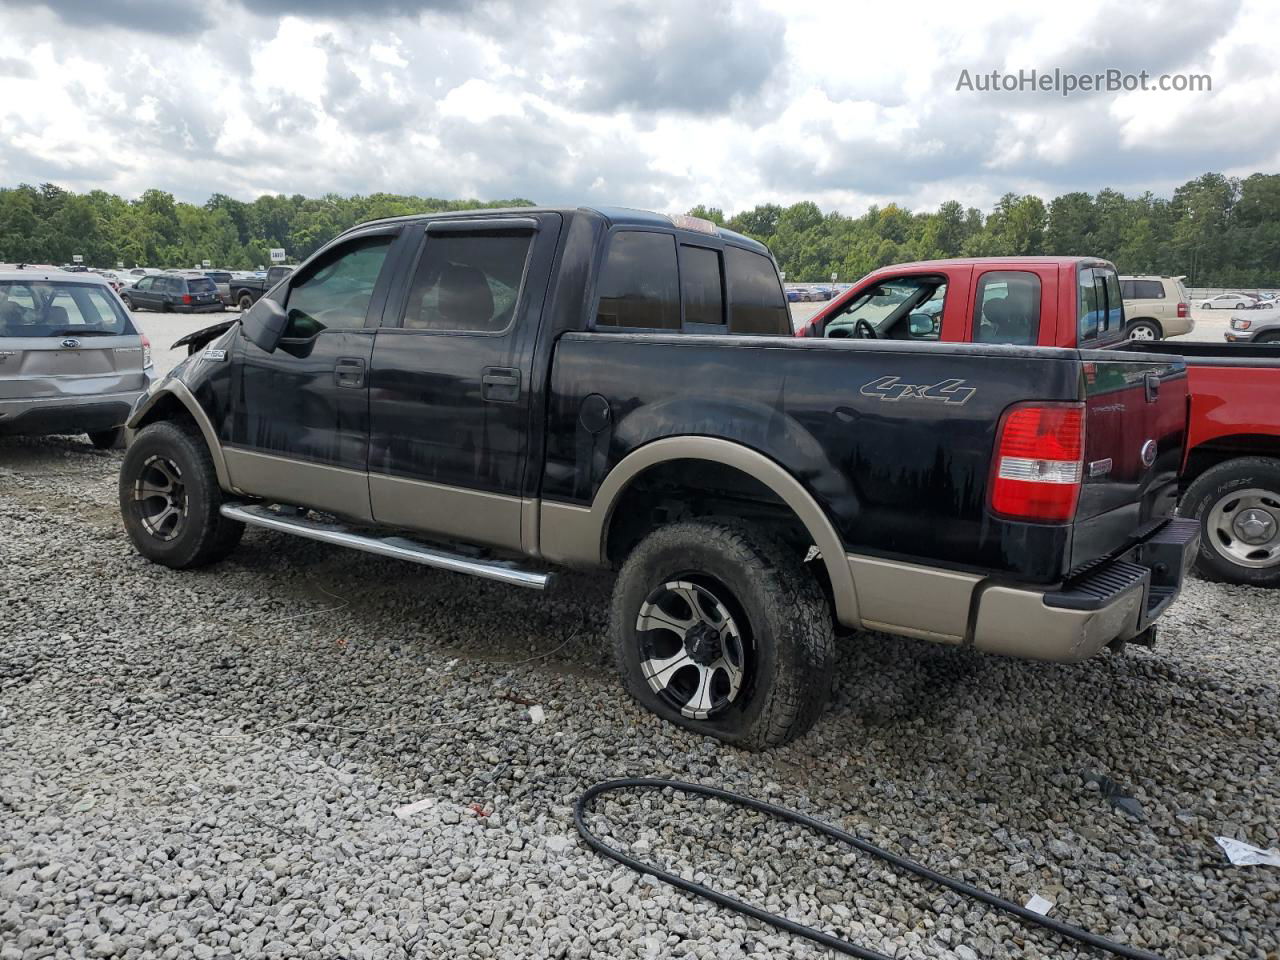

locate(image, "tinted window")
(596, 231), (679, 330)
(0, 281), (130, 337)
(1104, 270), (1124, 331)
(680, 245), (724, 326)
(725, 246), (788, 335)
(1123, 279), (1164, 299)
(134, 277), (153, 291)
(974, 271), (1041, 345)
(187, 277), (217, 294)
(284, 235), (392, 338)
(205, 272), (231, 283)
(1078, 268), (1101, 340)
(402, 231), (533, 333)
(163, 277), (184, 293)
(1078, 268), (1121, 342)
(1121, 280), (1136, 300)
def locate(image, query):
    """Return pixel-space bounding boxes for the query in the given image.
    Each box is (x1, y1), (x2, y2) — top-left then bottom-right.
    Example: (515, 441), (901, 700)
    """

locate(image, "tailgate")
(0, 334), (148, 400)
(1071, 352), (1188, 568)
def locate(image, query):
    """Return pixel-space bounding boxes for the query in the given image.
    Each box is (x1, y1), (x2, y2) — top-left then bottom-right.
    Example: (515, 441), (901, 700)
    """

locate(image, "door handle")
(482, 366), (521, 402)
(1145, 373), (1160, 403)
(334, 357), (366, 388)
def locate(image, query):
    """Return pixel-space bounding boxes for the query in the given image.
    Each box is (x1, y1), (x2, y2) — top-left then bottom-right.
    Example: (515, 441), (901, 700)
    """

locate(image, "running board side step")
(219, 502), (555, 591)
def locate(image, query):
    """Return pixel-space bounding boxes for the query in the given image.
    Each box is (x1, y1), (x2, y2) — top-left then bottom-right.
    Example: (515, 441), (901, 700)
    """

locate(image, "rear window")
(725, 246), (788, 335)
(595, 231), (680, 330)
(0, 280), (131, 337)
(1078, 267), (1123, 343)
(187, 277), (218, 294)
(205, 272), (231, 283)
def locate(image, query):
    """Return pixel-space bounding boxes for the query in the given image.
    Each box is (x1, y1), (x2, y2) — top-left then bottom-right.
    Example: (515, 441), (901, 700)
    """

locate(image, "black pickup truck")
(119, 206), (1198, 748)
(229, 265), (293, 312)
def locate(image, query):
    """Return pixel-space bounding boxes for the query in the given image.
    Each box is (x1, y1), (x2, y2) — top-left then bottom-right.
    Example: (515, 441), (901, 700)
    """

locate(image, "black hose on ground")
(574, 778), (1165, 960)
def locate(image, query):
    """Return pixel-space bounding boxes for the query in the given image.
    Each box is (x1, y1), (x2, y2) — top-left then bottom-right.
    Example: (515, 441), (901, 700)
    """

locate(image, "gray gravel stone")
(1, 432), (1278, 959)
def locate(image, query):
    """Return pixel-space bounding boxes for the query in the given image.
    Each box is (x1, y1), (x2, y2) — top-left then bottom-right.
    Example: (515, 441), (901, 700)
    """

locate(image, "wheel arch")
(1125, 315), (1163, 335)
(539, 436), (860, 626)
(127, 380), (232, 491)
(1183, 438), (1280, 487)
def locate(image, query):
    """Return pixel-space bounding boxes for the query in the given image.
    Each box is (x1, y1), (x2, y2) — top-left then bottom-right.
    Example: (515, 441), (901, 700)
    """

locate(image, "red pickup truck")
(798, 256), (1280, 587)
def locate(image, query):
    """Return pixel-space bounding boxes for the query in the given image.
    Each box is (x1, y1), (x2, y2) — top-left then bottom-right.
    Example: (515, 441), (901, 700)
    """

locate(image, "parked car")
(1200, 293), (1257, 310)
(1226, 314), (1280, 344)
(202, 270), (234, 306)
(785, 288), (803, 303)
(0, 268), (153, 448)
(96, 271), (125, 293)
(230, 265), (293, 312)
(120, 272), (223, 313)
(1119, 275), (1193, 340)
(120, 210), (1196, 748)
(799, 255), (1280, 586)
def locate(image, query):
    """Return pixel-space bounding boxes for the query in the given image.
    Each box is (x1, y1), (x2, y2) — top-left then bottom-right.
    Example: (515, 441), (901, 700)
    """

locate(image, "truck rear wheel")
(237, 293), (254, 311)
(119, 421), (243, 569)
(1181, 457), (1280, 586)
(610, 519), (834, 750)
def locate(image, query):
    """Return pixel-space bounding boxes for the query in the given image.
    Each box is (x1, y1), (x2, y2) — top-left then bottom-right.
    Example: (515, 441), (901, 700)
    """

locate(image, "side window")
(135, 277), (152, 291)
(974, 271), (1041, 345)
(725, 246), (789, 335)
(284, 235), (393, 338)
(679, 245), (724, 326)
(1103, 270), (1124, 332)
(1121, 280), (1137, 300)
(402, 231), (533, 333)
(595, 231), (679, 330)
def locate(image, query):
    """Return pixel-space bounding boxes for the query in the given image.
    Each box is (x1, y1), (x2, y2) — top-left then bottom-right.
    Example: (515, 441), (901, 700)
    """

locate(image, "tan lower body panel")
(368, 474), (525, 552)
(972, 583), (1143, 662)
(847, 555), (980, 644)
(223, 447), (372, 522)
(538, 500), (599, 567)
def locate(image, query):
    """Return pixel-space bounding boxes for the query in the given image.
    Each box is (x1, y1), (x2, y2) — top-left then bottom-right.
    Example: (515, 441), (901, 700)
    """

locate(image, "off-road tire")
(119, 421), (243, 568)
(237, 293), (254, 311)
(611, 518), (835, 750)
(1180, 456), (1280, 587)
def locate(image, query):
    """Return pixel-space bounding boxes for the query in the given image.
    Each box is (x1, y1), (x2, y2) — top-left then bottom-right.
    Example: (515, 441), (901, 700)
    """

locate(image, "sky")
(0, 0), (1276, 216)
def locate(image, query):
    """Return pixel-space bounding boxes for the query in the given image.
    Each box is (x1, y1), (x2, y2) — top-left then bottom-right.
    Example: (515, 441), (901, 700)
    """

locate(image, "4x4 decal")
(860, 376), (976, 405)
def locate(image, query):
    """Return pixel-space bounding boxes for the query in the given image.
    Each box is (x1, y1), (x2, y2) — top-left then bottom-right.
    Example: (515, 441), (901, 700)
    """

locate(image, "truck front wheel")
(610, 519), (834, 750)
(1181, 457), (1280, 586)
(119, 421), (244, 569)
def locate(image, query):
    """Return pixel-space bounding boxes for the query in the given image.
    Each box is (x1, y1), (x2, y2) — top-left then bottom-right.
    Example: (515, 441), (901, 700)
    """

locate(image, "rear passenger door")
(367, 213), (562, 551)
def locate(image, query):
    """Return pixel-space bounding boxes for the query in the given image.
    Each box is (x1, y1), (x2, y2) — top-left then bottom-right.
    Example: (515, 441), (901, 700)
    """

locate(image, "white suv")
(1119, 275), (1192, 340)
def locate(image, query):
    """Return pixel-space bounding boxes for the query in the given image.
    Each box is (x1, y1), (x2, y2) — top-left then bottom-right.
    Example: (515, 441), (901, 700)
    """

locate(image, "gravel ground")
(2, 435), (1279, 960)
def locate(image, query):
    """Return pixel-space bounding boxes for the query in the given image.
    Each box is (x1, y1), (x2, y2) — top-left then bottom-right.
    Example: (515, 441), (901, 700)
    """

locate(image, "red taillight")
(1177, 302), (1188, 318)
(990, 403), (1085, 523)
(182, 293), (192, 305)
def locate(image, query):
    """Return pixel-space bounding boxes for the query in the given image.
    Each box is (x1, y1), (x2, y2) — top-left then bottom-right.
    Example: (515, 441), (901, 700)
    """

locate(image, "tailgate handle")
(1144, 373), (1160, 404)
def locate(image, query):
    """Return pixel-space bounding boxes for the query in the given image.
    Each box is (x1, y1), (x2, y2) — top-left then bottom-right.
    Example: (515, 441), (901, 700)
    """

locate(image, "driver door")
(225, 226), (403, 521)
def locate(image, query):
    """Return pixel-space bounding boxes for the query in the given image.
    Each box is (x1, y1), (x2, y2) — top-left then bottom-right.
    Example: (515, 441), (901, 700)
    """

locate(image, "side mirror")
(908, 312), (935, 338)
(241, 297), (289, 353)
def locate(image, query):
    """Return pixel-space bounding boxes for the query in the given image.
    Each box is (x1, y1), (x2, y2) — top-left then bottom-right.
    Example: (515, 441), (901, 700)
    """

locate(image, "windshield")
(0, 280), (133, 338)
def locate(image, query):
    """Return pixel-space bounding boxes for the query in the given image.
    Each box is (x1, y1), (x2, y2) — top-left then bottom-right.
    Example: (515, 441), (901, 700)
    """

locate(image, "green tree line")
(690, 172), (1280, 286)
(0, 185), (533, 271)
(1, 172), (1277, 285)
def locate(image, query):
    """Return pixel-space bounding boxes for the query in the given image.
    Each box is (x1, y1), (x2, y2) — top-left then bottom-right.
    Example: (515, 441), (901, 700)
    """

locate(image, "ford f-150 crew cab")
(797, 256), (1280, 587)
(119, 212), (1198, 748)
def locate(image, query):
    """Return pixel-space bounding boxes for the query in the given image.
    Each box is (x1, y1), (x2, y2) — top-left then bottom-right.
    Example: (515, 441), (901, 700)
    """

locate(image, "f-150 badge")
(860, 376), (975, 405)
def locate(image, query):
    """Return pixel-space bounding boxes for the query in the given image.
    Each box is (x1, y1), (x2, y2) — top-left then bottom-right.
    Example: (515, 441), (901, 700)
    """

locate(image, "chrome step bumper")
(219, 502), (555, 590)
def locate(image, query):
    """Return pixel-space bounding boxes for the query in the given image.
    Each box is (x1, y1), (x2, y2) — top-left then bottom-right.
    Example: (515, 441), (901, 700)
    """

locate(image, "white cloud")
(0, 0), (1276, 217)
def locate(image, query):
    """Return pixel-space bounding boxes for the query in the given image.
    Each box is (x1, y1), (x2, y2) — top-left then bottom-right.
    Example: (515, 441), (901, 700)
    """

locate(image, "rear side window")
(402, 231), (534, 333)
(725, 246), (788, 335)
(1122, 279), (1164, 299)
(596, 231), (680, 330)
(679, 245), (724, 326)
(973, 271), (1041, 345)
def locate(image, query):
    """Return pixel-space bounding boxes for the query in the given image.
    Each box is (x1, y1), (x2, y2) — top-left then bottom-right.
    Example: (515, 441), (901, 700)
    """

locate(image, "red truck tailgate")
(1071, 352), (1189, 569)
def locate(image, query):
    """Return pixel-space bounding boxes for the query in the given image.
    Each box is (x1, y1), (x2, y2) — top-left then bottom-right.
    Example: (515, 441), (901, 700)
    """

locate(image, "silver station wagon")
(0, 268), (154, 448)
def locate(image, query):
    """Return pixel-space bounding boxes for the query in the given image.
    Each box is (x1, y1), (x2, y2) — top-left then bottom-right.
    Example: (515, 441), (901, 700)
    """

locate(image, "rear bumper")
(971, 518), (1200, 661)
(0, 385), (151, 437)
(175, 303), (224, 313)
